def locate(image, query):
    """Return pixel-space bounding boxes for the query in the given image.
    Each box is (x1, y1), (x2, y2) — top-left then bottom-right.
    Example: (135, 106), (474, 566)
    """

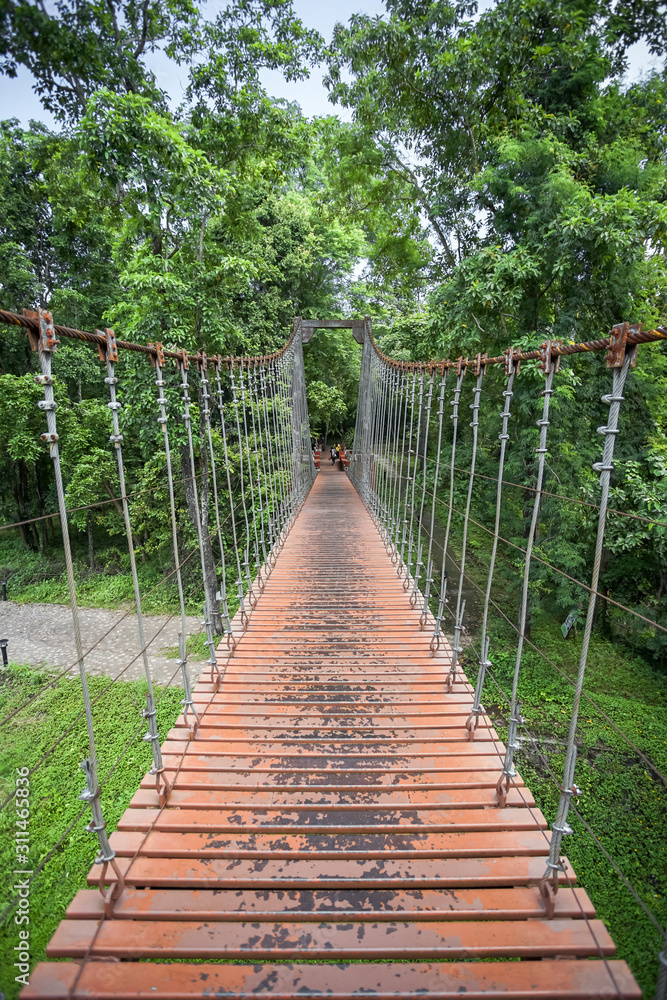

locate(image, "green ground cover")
(0, 532), (196, 615)
(0, 663), (183, 999)
(421, 506), (667, 998)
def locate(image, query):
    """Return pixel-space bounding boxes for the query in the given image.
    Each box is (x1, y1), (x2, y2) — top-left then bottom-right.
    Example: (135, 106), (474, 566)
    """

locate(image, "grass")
(162, 631), (212, 660)
(0, 532), (202, 615)
(464, 621), (667, 999)
(0, 662), (183, 999)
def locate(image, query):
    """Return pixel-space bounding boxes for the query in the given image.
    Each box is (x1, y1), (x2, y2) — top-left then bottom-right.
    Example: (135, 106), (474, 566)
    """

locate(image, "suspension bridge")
(1, 309), (666, 999)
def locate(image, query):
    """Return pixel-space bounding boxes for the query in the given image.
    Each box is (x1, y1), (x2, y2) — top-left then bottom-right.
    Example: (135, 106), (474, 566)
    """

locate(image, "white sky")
(0, 0), (385, 128)
(0, 0), (660, 129)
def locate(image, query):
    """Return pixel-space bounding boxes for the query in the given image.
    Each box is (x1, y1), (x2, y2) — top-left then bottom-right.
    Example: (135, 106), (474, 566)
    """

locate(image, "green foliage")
(0, 531), (201, 614)
(326, 0), (667, 352)
(0, 662), (183, 999)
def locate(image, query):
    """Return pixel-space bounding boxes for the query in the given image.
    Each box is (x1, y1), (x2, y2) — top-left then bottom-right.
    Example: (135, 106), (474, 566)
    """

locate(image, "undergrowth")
(0, 533), (201, 615)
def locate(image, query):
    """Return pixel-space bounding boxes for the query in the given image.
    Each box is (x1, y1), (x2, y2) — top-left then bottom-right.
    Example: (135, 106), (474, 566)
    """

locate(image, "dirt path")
(0, 601), (206, 686)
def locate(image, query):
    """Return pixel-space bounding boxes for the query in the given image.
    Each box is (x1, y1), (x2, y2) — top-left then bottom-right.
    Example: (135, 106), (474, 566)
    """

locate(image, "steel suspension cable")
(447, 361), (485, 690)
(102, 334), (171, 800)
(367, 354), (382, 520)
(178, 358), (220, 684)
(198, 357), (233, 645)
(467, 352), (517, 737)
(387, 369), (406, 561)
(541, 342), (639, 901)
(376, 363), (391, 539)
(405, 371), (425, 592)
(238, 364), (263, 586)
(393, 371), (411, 568)
(376, 365), (389, 542)
(410, 369), (435, 608)
(267, 359), (288, 542)
(257, 364), (279, 561)
(213, 359), (247, 631)
(421, 369), (447, 628)
(248, 364), (269, 575)
(229, 362), (254, 603)
(31, 310), (124, 909)
(432, 366), (464, 648)
(497, 342), (558, 807)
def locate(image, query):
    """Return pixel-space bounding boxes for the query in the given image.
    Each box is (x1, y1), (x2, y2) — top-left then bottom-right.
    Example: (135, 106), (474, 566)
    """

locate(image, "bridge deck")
(26, 465), (640, 998)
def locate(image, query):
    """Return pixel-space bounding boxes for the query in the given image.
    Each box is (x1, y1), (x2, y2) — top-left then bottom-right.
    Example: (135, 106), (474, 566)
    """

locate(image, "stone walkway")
(0, 601), (206, 686)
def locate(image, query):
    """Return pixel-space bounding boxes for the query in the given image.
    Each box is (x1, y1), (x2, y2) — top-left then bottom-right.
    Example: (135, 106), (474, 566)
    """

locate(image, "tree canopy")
(0, 0), (665, 658)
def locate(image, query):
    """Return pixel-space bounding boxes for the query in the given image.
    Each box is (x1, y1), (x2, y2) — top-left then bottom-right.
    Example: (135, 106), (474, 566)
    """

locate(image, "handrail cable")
(427, 490), (667, 635)
(424, 529), (667, 788)
(367, 321), (667, 371)
(450, 465), (667, 530)
(0, 470), (206, 533)
(0, 495), (244, 728)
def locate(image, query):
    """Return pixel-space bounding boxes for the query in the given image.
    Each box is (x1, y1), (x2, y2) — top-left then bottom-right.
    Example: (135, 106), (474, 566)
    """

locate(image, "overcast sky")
(0, 0), (660, 130)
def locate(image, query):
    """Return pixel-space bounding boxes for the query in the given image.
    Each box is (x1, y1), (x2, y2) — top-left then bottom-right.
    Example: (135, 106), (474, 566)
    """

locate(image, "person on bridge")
(330, 445), (337, 465)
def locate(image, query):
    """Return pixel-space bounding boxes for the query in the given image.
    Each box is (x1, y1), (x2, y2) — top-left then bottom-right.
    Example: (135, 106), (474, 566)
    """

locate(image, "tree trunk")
(87, 511), (95, 570)
(35, 463), (49, 552)
(14, 460), (38, 551)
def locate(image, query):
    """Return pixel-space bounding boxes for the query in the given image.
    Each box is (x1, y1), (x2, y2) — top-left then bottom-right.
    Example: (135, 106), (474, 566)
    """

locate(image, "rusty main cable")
(0, 308), (298, 365)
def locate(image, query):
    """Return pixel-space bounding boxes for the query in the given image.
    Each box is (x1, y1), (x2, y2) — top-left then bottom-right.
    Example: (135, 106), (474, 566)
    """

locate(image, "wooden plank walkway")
(25, 464), (640, 998)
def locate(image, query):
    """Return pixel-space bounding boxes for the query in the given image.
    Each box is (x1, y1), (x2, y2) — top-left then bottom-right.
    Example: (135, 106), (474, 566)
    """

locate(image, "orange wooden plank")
(47, 917), (615, 960)
(23, 959), (642, 999)
(89, 854), (577, 889)
(107, 828), (551, 860)
(116, 805), (544, 833)
(66, 885), (595, 922)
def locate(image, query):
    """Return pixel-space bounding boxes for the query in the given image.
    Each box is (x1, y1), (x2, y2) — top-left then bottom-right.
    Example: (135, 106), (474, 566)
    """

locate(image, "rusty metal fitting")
(538, 875), (558, 919)
(25, 309), (59, 353)
(472, 352), (488, 376)
(607, 322), (639, 368)
(504, 347), (520, 375)
(95, 328), (119, 363)
(539, 339), (562, 374)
